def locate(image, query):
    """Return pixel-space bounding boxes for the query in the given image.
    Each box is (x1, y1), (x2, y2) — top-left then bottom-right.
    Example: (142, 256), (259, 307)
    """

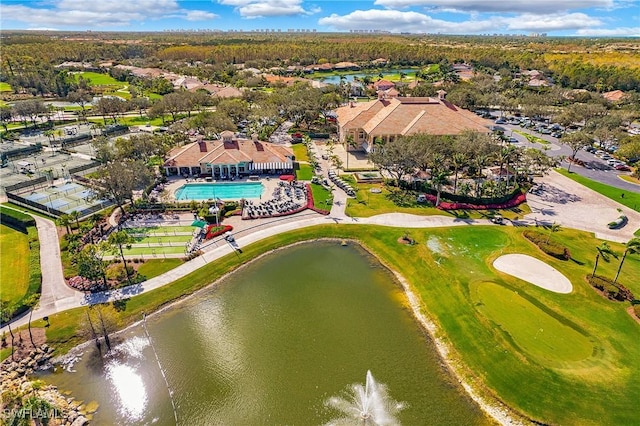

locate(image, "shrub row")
(0, 206), (36, 231)
(423, 192), (527, 211)
(401, 180), (525, 205)
(588, 275), (635, 302)
(523, 230), (571, 260)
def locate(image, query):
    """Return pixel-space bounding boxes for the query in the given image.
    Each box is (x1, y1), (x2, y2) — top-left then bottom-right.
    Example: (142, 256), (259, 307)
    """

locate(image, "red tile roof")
(164, 137), (293, 168)
(337, 97), (492, 138)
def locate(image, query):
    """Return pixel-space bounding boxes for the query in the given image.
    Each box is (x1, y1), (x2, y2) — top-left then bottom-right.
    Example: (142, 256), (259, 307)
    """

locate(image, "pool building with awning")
(164, 131), (294, 179)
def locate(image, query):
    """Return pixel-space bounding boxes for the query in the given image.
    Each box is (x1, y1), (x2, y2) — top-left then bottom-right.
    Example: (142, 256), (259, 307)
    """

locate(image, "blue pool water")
(175, 182), (264, 200)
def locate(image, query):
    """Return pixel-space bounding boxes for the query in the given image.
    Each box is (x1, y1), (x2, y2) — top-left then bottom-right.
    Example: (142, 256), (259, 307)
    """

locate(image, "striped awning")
(249, 162), (293, 171)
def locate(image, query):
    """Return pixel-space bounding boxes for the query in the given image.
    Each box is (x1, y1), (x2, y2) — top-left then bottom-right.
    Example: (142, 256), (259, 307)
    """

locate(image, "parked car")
(508, 137), (518, 143)
(495, 118), (507, 124)
(551, 132), (562, 138)
(615, 164), (631, 171)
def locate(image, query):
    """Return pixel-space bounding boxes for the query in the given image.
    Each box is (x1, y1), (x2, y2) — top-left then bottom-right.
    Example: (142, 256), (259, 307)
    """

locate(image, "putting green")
(473, 282), (593, 366)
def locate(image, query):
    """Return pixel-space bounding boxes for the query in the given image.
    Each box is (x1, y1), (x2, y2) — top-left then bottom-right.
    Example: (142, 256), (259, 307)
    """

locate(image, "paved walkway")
(3, 167), (639, 333)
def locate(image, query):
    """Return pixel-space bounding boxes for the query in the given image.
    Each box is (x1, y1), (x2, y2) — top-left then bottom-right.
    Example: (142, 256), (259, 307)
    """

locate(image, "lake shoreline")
(53, 237), (530, 425)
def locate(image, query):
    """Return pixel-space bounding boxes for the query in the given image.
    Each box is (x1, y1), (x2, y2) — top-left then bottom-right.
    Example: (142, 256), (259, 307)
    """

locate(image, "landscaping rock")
(71, 415), (88, 426)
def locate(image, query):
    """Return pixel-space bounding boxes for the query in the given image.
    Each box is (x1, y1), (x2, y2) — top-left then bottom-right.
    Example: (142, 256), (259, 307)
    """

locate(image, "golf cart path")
(3, 169), (639, 332)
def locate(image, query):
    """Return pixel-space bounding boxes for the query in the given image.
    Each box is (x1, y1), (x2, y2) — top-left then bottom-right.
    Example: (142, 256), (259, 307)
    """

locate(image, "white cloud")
(373, 0), (613, 14)
(0, 0), (216, 28)
(319, 9), (608, 34)
(185, 10), (219, 21)
(319, 9), (499, 33)
(577, 27), (640, 36)
(504, 13), (603, 31)
(219, 0), (319, 18)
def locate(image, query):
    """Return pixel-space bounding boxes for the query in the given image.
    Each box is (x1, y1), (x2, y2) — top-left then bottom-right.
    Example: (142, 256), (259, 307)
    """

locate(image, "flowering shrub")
(205, 224), (233, 239)
(68, 275), (108, 292)
(424, 192), (527, 210)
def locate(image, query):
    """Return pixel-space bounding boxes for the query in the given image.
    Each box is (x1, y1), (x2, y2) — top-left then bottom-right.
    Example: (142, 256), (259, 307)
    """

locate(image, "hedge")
(588, 275), (635, 302)
(523, 230), (571, 260)
(0, 206), (36, 231)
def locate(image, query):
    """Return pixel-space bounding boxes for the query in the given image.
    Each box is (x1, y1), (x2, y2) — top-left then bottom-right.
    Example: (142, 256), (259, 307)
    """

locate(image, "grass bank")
(21, 222), (640, 425)
(0, 225), (31, 307)
(345, 183), (530, 220)
(556, 168), (640, 212)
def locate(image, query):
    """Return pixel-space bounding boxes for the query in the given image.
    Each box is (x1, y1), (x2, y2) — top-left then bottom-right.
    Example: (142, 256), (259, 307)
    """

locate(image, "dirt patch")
(626, 306), (640, 325)
(2, 328), (47, 360)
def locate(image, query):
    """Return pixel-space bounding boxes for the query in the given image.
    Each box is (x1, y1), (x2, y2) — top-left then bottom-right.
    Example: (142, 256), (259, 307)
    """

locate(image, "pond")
(44, 242), (489, 425)
(316, 68), (419, 85)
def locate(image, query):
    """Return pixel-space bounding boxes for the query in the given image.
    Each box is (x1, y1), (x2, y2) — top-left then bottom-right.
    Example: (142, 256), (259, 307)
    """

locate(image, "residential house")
(373, 79), (395, 91)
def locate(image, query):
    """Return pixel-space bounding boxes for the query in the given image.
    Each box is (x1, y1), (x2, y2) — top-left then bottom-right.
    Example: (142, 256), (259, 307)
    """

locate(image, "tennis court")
(20, 181), (111, 215)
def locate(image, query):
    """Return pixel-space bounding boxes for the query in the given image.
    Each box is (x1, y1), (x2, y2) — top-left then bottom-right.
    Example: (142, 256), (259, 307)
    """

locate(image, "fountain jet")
(326, 370), (404, 425)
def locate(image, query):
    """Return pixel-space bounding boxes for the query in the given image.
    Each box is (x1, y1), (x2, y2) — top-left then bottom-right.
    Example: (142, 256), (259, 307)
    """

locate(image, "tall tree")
(592, 242), (618, 278)
(613, 238), (640, 284)
(107, 231), (134, 285)
(97, 159), (153, 208)
(563, 131), (592, 173)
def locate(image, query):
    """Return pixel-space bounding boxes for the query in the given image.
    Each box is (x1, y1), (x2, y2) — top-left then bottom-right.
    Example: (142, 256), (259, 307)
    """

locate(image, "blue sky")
(1, 0), (638, 36)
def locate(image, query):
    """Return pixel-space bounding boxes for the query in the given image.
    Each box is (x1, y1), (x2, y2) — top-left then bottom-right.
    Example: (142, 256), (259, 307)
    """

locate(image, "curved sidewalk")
(1, 209), (487, 332)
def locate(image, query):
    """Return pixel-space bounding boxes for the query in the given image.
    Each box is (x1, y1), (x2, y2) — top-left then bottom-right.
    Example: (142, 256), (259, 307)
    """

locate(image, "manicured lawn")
(557, 168), (640, 212)
(0, 82), (12, 92)
(124, 225), (196, 235)
(291, 144), (309, 162)
(295, 163), (314, 180)
(513, 129), (549, 144)
(122, 245), (187, 256)
(87, 115), (170, 127)
(309, 183), (333, 208)
(128, 234), (192, 244)
(32, 224), (640, 425)
(136, 259), (183, 280)
(0, 224), (30, 306)
(618, 174), (640, 185)
(72, 72), (123, 87)
(345, 183), (530, 220)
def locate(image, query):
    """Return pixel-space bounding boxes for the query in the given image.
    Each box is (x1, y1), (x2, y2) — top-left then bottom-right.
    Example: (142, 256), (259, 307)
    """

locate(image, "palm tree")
(451, 153), (467, 194)
(472, 154), (489, 197)
(494, 147), (515, 195)
(431, 170), (450, 207)
(345, 135), (357, 171)
(56, 214), (72, 234)
(108, 230), (134, 285)
(613, 237), (640, 283)
(69, 210), (80, 231)
(592, 242), (618, 278)
(546, 222), (561, 244)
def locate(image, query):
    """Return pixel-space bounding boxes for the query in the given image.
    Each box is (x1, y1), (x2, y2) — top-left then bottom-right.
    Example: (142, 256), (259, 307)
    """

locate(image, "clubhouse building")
(164, 131), (294, 178)
(335, 92), (492, 152)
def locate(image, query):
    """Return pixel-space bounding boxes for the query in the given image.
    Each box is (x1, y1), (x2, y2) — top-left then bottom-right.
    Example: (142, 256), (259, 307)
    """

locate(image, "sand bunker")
(493, 254), (572, 294)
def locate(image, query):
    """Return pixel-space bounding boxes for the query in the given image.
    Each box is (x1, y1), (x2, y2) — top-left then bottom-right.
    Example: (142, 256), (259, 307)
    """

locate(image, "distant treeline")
(1, 32), (639, 92)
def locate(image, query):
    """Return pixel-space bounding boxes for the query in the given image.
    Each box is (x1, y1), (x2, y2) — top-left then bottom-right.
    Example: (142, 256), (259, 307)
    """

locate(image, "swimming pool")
(175, 182), (264, 200)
